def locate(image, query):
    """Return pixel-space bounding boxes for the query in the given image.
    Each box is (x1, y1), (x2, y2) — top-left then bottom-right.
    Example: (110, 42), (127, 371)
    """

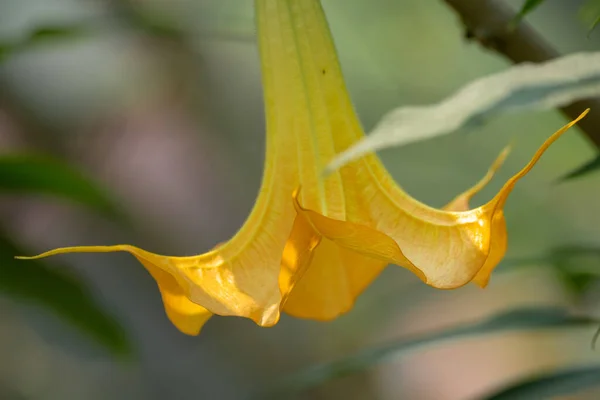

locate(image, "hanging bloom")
(18, 0), (587, 335)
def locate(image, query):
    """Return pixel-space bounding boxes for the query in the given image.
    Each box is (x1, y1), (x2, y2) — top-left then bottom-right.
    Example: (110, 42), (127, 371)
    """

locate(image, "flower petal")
(283, 238), (388, 320)
(289, 110), (589, 290)
(138, 257), (212, 335)
(17, 245), (213, 335)
(278, 187), (424, 319)
(279, 203), (390, 320)
(472, 109), (590, 287)
(443, 145), (511, 212)
(17, 244), (282, 327)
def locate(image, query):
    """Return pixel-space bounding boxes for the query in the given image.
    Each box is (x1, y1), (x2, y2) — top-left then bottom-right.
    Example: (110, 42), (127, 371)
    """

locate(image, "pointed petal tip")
(443, 144), (512, 212)
(167, 308), (213, 336)
(462, 111), (590, 288)
(489, 108), (590, 210)
(255, 304), (282, 327)
(495, 145), (512, 167)
(14, 245), (133, 261)
(473, 277), (490, 288)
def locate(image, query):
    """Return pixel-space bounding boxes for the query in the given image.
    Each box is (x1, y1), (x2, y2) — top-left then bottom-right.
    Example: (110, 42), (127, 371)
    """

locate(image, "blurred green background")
(1, 0), (600, 399)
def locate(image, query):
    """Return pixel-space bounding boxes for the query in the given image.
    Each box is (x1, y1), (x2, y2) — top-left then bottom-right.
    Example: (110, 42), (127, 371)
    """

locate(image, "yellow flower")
(18, 0), (587, 335)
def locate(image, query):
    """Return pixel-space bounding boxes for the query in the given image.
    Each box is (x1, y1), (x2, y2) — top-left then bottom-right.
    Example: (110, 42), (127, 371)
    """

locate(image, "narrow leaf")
(502, 245), (600, 295)
(481, 365), (600, 400)
(503, 245), (600, 273)
(0, 25), (88, 62)
(262, 308), (592, 398)
(326, 52), (600, 172)
(0, 43), (15, 62)
(592, 15), (600, 35)
(580, 0), (600, 36)
(28, 25), (88, 42)
(512, 0), (547, 26)
(0, 236), (131, 356)
(557, 154), (600, 181)
(0, 155), (122, 218)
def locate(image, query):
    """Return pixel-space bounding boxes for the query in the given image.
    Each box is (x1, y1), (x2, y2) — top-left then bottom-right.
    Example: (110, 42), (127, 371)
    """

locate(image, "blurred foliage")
(504, 245), (600, 296)
(481, 365), (600, 399)
(558, 154), (600, 181)
(0, 0), (599, 398)
(327, 53), (598, 171)
(0, 155), (123, 219)
(108, 0), (185, 39)
(0, 1), (184, 63)
(515, 0), (600, 36)
(271, 0), (600, 392)
(0, 235), (130, 357)
(581, 0), (600, 35)
(0, 154), (129, 356)
(0, 24), (89, 62)
(264, 308), (594, 398)
(512, 0), (547, 26)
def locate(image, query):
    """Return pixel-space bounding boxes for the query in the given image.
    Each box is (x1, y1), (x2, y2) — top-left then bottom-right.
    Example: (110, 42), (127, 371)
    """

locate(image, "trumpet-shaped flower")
(18, 0), (587, 335)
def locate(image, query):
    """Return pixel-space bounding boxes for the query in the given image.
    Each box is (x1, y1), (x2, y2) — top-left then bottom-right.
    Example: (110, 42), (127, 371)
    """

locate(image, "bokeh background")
(1, 0), (600, 399)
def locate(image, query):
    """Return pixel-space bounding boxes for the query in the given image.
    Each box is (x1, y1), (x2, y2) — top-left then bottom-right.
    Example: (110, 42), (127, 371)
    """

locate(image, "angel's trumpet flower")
(18, 0), (587, 335)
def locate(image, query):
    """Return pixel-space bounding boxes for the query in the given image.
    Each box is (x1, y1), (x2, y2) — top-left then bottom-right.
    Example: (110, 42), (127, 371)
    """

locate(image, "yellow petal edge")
(16, 0), (589, 335)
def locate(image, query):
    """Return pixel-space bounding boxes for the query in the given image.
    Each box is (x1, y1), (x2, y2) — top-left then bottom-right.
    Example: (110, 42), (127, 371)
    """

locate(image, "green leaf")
(512, 0), (547, 26)
(551, 246), (600, 295)
(592, 16), (600, 35)
(504, 245), (600, 273)
(559, 270), (597, 296)
(557, 154), (600, 181)
(0, 25), (88, 62)
(481, 365), (600, 400)
(0, 43), (15, 62)
(326, 52), (600, 172)
(0, 235), (131, 356)
(27, 25), (88, 42)
(503, 245), (600, 296)
(580, 0), (600, 36)
(0, 15), (187, 62)
(0, 155), (122, 218)
(262, 308), (592, 398)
